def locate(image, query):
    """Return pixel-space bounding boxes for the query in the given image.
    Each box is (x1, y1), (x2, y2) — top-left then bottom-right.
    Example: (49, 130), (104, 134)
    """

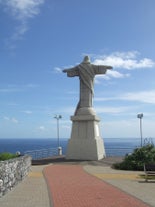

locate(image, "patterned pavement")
(44, 164), (150, 207)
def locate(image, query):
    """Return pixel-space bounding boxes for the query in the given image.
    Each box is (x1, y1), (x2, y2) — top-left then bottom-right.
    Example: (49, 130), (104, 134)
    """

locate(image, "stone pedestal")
(66, 108), (106, 160)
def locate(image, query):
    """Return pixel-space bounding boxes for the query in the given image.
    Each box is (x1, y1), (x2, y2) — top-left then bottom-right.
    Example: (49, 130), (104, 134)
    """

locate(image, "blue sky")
(0, 0), (155, 139)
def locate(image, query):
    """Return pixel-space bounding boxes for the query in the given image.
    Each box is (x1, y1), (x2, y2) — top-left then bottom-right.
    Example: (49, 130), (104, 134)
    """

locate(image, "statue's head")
(82, 56), (90, 64)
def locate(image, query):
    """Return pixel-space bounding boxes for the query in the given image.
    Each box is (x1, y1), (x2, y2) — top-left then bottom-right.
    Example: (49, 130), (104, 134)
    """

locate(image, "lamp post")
(137, 113), (143, 147)
(54, 115), (62, 155)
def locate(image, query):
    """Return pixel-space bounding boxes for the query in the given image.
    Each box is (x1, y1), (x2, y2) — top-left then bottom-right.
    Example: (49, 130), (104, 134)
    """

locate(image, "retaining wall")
(0, 155), (31, 197)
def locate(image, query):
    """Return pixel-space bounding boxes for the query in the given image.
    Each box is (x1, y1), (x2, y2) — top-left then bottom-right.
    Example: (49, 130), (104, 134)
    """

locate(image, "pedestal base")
(66, 138), (105, 160)
(66, 111), (106, 160)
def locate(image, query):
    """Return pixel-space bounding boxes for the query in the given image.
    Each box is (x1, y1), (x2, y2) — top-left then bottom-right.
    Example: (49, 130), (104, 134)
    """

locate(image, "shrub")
(112, 144), (155, 171)
(0, 152), (18, 161)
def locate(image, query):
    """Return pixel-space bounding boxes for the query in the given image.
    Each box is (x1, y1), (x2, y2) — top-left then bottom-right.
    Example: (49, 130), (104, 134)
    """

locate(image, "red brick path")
(44, 165), (150, 207)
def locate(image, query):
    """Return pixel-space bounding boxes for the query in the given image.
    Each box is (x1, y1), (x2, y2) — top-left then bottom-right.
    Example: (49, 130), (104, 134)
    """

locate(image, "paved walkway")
(44, 164), (150, 207)
(0, 158), (154, 207)
(84, 165), (155, 207)
(0, 165), (51, 207)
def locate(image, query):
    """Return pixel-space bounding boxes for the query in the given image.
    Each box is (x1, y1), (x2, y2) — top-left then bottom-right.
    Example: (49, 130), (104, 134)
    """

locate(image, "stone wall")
(0, 155), (31, 197)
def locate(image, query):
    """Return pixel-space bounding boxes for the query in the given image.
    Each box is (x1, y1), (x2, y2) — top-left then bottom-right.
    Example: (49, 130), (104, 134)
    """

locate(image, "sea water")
(1, 138), (154, 156)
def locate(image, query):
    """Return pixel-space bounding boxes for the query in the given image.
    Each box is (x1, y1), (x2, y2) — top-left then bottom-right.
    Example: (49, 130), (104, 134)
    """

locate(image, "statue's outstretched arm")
(63, 66), (79, 77)
(92, 65), (112, 75)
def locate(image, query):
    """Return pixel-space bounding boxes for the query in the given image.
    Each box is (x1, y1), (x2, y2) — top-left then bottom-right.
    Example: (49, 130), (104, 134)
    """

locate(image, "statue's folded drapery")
(63, 56), (112, 115)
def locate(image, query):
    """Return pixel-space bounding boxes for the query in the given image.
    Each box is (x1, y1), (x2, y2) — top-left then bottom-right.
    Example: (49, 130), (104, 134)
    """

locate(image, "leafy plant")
(112, 144), (155, 171)
(0, 152), (18, 161)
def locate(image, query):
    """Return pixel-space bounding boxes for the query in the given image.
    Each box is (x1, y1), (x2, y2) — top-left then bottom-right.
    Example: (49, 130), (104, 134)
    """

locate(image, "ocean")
(0, 138), (154, 157)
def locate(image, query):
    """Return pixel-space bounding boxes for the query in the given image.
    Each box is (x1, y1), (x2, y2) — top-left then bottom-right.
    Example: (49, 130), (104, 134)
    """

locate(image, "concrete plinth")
(66, 111), (106, 160)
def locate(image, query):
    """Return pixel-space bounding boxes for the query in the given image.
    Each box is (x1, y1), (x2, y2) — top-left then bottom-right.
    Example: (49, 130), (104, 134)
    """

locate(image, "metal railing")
(105, 147), (134, 157)
(24, 147), (58, 160)
(24, 138), (155, 160)
(24, 146), (135, 160)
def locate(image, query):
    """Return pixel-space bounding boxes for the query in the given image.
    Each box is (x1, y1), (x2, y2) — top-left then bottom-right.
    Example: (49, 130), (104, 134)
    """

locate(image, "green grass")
(0, 152), (18, 161)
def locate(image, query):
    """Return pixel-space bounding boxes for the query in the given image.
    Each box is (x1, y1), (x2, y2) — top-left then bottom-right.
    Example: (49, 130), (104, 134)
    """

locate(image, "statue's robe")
(64, 62), (110, 115)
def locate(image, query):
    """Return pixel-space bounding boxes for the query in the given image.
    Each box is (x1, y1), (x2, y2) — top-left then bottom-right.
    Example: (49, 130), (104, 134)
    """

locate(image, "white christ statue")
(63, 56), (112, 115)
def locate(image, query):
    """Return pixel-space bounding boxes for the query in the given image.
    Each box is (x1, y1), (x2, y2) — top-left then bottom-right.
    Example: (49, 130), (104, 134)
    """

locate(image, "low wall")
(0, 155), (31, 197)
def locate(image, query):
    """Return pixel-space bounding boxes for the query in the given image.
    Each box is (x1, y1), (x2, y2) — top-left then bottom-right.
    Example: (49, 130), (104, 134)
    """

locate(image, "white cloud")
(1, 0), (45, 45)
(101, 119), (139, 138)
(53, 67), (63, 73)
(0, 87), (21, 93)
(26, 83), (39, 88)
(95, 90), (155, 104)
(96, 106), (130, 114)
(101, 118), (155, 138)
(107, 70), (129, 78)
(62, 51), (154, 82)
(120, 90), (155, 104)
(11, 23), (29, 41)
(22, 110), (32, 114)
(12, 117), (19, 123)
(38, 125), (46, 131)
(3, 116), (10, 121)
(56, 51), (154, 82)
(0, 84), (38, 93)
(7, 102), (19, 106)
(4, 0), (45, 20)
(93, 51), (155, 70)
(95, 70), (130, 82)
(53, 65), (75, 73)
(92, 51), (155, 83)
(3, 116), (19, 123)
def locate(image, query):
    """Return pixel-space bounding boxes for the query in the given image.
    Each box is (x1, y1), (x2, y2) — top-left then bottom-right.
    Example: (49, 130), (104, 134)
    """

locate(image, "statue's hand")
(107, 66), (113, 69)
